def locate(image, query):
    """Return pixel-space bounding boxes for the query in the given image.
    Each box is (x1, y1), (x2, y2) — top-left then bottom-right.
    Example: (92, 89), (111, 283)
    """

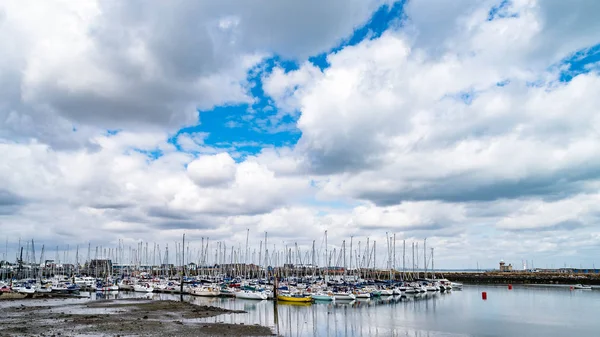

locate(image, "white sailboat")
(311, 291), (334, 301)
(15, 283), (36, 294)
(235, 289), (267, 300)
(333, 292), (356, 300)
(133, 282), (154, 293)
(190, 285), (220, 297)
(354, 290), (371, 298)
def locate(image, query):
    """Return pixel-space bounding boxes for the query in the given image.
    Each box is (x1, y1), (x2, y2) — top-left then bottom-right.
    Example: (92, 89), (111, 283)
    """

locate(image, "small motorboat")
(573, 284), (592, 290)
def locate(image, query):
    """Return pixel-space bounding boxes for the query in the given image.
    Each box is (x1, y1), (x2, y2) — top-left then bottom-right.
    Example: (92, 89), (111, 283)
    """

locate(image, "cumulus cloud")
(1, 0), (600, 269)
(187, 153), (237, 187)
(267, 0), (600, 206)
(0, 0), (390, 147)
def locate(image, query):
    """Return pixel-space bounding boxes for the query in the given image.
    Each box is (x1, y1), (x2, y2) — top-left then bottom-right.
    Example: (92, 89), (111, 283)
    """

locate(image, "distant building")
(499, 260), (513, 272)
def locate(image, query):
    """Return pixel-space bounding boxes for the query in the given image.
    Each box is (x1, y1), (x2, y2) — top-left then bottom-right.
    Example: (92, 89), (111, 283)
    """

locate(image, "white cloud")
(1, 0), (600, 269)
(268, 2), (600, 207)
(262, 63), (322, 114)
(0, 0), (390, 147)
(187, 153), (237, 187)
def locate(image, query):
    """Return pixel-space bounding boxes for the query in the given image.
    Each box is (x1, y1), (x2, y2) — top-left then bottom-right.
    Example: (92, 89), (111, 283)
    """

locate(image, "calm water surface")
(12, 285), (598, 337)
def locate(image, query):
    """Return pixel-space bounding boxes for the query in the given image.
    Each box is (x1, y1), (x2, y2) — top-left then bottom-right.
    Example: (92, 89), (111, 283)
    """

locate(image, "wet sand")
(0, 298), (274, 336)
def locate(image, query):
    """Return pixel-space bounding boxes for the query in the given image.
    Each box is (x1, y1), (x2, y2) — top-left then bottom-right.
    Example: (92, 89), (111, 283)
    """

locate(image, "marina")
(2, 285), (599, 336)
(2, 235), (597, 336)
(1, 233), (465, 298)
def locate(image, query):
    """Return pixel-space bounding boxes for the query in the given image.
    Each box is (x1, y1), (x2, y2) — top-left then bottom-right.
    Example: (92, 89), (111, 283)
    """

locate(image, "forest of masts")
(1, 231), (441, 280)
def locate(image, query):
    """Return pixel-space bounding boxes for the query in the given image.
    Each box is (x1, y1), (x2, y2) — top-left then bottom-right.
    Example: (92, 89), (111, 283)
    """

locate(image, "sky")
(1, 0), (600, 270)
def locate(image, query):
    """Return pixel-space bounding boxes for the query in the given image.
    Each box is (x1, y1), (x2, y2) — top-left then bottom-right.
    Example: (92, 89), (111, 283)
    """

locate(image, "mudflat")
(0, 298), (274, 336)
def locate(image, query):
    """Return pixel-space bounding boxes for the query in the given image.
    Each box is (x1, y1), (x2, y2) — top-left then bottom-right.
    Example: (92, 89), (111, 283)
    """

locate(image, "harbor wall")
(444, 271), (600, 285)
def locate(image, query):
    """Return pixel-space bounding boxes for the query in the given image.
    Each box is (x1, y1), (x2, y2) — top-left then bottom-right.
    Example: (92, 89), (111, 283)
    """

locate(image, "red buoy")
(508, 284), (513, 290)
(482, 291), (487, 300)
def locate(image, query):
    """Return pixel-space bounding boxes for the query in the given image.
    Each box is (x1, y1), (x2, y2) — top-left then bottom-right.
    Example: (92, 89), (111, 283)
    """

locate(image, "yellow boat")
(277, 294), (313, 303)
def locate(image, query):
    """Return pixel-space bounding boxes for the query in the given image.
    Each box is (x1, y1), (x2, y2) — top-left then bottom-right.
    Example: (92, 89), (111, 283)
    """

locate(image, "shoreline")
(0, 298), (274, 336)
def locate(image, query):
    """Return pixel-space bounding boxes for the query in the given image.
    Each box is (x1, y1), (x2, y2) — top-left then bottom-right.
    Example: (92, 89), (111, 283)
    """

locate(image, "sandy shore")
(0, 298), (274, 336)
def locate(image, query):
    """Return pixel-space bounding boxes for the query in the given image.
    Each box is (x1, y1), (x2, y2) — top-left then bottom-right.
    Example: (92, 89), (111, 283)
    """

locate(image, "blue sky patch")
(496, 79), (511, 87)
(309, 0), (406, 70)
(171, 0), (407, 159)
(170, 56), (303, 160)
(558, 44), (600, 82)
(133, 148), (163, 161)
(488, 0), (519, 21)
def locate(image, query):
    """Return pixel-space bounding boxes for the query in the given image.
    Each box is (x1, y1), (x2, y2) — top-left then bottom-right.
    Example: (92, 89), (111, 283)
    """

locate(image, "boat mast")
(264, 232), (268, 279)
(424, 238), (427, 279)
(349, 236), (353, 282)
(343, 240), (346, 282)
(431, 248), (435, 279)
(31, 239), (35, 280)
(374, 240), (376, 280)
(365, 237), (369, 279)
(179, 233), (185, 296)
(393, 233), (396, 281)
(386, 232), (391, 282)
(402, 239), (405, 281)
(311, 240), (316, 277)
(245, 228), (249, 279)
(324, 230), (328, 283)
(415, 242), (419, 279)
(75, 245), (79, 275)
(38, 245), (45, 281)
(412, 242), (415, 279)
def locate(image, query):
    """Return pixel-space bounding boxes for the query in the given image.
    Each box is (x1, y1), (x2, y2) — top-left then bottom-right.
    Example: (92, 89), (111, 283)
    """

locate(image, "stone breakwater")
(446, 271), (600, 285)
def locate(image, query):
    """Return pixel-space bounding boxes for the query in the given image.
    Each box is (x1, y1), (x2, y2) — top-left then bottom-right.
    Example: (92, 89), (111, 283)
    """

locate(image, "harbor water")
(65, 285), (600, 336)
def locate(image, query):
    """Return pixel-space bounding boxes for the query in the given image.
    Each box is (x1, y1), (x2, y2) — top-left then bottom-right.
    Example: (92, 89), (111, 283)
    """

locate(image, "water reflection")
(81, 286), (600, 337)
(191, 292), (458, 337)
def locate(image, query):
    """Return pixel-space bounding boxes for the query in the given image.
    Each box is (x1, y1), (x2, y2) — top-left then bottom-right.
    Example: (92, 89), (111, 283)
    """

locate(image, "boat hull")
(235, 291), (267, 300)
(133, 285), (154, 293)
(333, 293), (356, 300)
(311, 294), (333, 301)
(277, 295), (312, 303)
(191, 289), (220, 297)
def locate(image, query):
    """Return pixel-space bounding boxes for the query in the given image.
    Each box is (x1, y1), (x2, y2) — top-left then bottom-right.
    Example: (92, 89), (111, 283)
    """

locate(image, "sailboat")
(133, 282), (154, 293)
(311, 291), (334, 301)
(190, 285), (220, 296)
(354, 289), (371, 298)
(235, 289), (268, 300)
(333, 291), (356, 300)
(14, 282), (36, 294)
